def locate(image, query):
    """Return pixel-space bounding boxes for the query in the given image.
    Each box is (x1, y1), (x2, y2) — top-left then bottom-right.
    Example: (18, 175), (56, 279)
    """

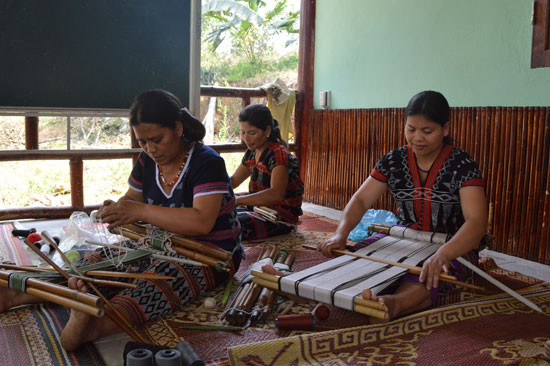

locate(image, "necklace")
(417, 165), (430, 173)
(159, 151), (189, 186)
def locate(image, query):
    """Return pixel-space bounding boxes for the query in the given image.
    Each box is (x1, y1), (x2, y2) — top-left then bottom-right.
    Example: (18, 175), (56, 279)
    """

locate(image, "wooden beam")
(25, 116), (39, 150)
(70, 157), (84, 210)
(297, 0), (316, 175)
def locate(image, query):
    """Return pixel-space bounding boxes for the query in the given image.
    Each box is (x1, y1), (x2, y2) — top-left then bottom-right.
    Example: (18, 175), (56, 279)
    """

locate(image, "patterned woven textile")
(0, 223), (32, 265)
(0, 303), (104, 366)
(137, 213), (547, 365)
(227, 284), (550, 365)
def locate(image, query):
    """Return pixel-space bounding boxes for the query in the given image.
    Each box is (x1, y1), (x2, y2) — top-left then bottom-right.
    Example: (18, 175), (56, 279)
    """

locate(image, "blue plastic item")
(348, 209), (397, 242)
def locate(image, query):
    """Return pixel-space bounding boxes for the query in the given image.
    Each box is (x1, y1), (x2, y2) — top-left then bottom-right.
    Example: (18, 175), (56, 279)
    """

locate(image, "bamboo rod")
(354, 304), (389, 320)
(118, 227), (229, 270)
(171, 246), (229, 272)
(0, 264), (174, 280)
(123, 224), (232, 261)
(301, 244), (487, 291)
(0, 278), (103, 317)
(0, 270), (103, 308)
(36, 235), (148, 343)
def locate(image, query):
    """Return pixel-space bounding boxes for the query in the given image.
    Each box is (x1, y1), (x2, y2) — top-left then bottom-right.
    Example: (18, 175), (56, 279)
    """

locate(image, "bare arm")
(230, 163), (250, 190)
(235, 165), (289, 207)
(99, 190), (224, 236)
(419, 186), (488, 289)
(319, 177), (388, 256)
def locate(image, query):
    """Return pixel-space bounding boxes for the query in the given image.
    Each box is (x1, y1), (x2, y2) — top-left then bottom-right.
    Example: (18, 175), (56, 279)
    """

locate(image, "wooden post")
(297, 0), (316, 178)
(25, 116), (39, 150)
(242, 96), (251, 109)
(70, 157), (84, 210)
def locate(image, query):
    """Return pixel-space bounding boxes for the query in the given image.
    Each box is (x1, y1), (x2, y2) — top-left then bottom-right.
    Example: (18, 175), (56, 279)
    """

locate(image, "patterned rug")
(0, 303), (105, 366)
(0, 223), (32, 265)
(227, 283), (550, 366)
(137, 213), (547, 365)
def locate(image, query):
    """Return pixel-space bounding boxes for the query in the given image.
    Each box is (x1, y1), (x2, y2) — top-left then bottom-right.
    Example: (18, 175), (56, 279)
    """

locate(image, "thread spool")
(40, 242), (52, 255)
(314, 304), (330, 320)
(126, 348), (153, 366)
(275, 313), (315, 331)
(155, 349), (182, 366)
(176, 341), (205, 366)
(26, 232), (42, 244)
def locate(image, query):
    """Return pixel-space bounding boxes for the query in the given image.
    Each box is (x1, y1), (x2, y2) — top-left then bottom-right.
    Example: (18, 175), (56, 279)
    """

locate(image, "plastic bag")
(52, 211), (123, 267)
(347, 209), (397, 242)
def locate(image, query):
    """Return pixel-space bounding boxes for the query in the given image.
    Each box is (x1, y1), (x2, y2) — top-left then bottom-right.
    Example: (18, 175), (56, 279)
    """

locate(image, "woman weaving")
(0, 90), (242, 350)
(230, 104), (304, 240)
(316, 90), (488, 320)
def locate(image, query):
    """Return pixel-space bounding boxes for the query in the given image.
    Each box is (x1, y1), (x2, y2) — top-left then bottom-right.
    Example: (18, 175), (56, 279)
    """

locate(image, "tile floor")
(5, 205), (549, 365)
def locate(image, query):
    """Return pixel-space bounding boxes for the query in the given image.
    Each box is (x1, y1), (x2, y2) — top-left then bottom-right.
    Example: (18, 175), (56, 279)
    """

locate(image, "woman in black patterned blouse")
(319, 90), (488, 320)
(231, 104), (304, 240)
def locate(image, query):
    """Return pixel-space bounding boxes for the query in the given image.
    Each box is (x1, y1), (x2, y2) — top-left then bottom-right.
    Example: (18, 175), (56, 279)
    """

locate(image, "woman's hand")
(419, 247), (452, 290)
(318, 233), (347, 257)
(98, 199), (142, 229)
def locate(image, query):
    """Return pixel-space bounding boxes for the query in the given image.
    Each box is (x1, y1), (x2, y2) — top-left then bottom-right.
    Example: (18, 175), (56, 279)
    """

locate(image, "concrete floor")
(6, 205), (549, 365)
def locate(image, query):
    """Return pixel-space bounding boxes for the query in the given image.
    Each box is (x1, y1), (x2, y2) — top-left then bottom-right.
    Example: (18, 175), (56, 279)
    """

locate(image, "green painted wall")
(314, 0), (550, 109)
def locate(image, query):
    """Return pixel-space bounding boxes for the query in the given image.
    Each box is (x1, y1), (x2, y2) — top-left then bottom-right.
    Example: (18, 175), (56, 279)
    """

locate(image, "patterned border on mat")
(227, 284), (550, 365)
(0, 223), (32, 265)
(0, 303), (105, 366)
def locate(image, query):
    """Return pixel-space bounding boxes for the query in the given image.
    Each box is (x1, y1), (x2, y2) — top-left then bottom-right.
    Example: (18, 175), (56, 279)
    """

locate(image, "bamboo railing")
(303, 107), (550, 264)
(0, 86), (300, 220)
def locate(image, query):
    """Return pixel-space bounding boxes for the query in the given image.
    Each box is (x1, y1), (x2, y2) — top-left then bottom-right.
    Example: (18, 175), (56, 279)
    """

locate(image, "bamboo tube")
(119, 227), (229, 270)
(354, 304), (388, 320)
(171, 246), (229, 272)
(81, 271), (176, 281)
(171, 236), (231, 261)
(0, 278), (103, 317)
(0, 270), (103, 308)
(224, 282), (249, 323)
(0, 264), (175, 280)
(123, 224), (232, 261)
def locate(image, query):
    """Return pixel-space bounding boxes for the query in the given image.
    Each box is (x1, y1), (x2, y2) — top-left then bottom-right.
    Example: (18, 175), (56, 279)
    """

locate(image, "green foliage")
(202, 0), (299, 58)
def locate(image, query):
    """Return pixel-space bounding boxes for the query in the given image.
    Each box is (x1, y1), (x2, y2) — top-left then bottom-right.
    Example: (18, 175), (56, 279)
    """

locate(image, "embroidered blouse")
(370, 144), (484, 235)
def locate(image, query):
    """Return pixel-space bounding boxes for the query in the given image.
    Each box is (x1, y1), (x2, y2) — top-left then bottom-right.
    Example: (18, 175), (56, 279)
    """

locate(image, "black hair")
(129, 89), (205, 142)
(238, 103), (286, 147)
(405, 90), (451, 144)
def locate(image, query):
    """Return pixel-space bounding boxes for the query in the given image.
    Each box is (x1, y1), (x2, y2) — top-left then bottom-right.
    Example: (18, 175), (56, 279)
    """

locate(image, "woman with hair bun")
(231, 103), (304, 240)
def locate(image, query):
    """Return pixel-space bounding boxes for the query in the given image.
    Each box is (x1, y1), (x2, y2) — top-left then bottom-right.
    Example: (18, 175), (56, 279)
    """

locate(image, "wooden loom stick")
(302, 244), (462, 283)
(455, 257), (542, 313)
(85, 240), (203, 267)
(0, 278), (103, 317)
(0, 264), (176, 281)
(0, 269), (103, 308)
(118, 228), (229, 271)
(35, 236), (148, 343)
(38, 234), (137, 289)
(124, 223), (232, 261)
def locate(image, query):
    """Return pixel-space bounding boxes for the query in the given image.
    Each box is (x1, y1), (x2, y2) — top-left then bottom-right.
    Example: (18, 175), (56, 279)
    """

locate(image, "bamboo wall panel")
(303, 107), (550, 264)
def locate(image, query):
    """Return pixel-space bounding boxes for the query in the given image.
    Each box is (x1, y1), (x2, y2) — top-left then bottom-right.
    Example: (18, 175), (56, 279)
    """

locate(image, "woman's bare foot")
(0, 285), (42, 312)
(361, 288), (399, 322)
(60, 278), (98, 351)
